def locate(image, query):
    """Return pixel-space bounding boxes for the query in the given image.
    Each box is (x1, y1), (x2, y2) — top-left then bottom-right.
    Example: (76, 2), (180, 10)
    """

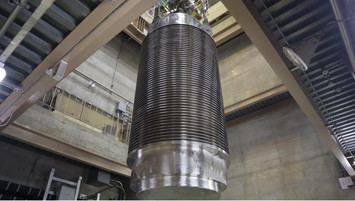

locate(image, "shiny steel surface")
(128, 17), (229, 199)
(149, 12), (212, 35)
(128, 141), (229, 200)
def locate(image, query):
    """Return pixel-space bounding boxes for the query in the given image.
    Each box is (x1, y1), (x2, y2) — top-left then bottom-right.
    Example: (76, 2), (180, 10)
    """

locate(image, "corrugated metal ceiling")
(252, 0), (355, 164)
(0, 0), (101, 103)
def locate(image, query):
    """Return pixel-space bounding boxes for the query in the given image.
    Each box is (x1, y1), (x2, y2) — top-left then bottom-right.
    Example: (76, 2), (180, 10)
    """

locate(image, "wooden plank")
(212, 16), (237, 36)
(141, 12), (154, 24)
(208, 1), (228, 22)
(124, 1), (240, 46)
(214, 24), (243, 46)
(124, 24), (145, 45)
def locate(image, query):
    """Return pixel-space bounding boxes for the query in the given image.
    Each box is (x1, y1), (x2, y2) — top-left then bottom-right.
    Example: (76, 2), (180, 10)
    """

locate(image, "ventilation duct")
(127, 11), (229, 200)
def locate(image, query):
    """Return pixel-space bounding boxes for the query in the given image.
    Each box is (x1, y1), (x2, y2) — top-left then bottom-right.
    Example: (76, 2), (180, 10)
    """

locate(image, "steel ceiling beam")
(0, 0), (159, 127)
(0, 0), (126, 123)
(0, 0), (55, 64)
(0, 0), (28, 39)
(221, 0), (355, 176)
(330, 0), (355, 79)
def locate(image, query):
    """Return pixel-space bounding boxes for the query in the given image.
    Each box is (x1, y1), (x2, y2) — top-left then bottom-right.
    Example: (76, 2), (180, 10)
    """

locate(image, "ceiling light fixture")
(282, 46), (308, 71)
(0, 62), (7, 82)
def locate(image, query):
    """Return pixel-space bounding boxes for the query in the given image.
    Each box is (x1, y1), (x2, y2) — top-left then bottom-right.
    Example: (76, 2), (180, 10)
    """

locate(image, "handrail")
(73, 69), (133, 104)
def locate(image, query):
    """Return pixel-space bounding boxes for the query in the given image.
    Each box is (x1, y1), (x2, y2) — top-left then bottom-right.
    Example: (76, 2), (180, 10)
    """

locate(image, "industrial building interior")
(0, 0), (355, 199)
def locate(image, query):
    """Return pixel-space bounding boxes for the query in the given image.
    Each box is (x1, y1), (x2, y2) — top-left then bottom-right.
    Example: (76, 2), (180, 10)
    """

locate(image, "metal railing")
(37, 86), (131, 143)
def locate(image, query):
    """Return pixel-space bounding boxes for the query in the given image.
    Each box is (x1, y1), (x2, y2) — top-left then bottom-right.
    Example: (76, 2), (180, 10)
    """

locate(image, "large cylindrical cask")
(127, 13), (229, 200)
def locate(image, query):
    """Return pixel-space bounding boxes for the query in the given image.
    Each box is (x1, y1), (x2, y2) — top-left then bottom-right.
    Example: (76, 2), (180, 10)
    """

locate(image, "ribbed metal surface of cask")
(129, 24), (228, 153)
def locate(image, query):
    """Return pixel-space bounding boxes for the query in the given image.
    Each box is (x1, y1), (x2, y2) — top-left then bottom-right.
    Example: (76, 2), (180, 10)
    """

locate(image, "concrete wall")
(58, 32), (281, 113)
(0, 136), (130, 200)
(222, 101), (355, 199)
(58, 33), (140, 113)
(16, 104), (129, 166)
(0, 137), (89, 189)
(0, 33), (139, 200)
(218, 33), (282, 108)
(3, 25), (354, 200)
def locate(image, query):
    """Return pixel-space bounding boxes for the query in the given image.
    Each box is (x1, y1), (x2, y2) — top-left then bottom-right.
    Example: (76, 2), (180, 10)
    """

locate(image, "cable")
(259, 0), (355, 162)
(26, 155), (43, 186)
(257, 0), (289, 46)
(258, 0), (355, 46)
(88, 185), (125, 200)
(302, 70), (353, 157)
(0, 113), (12, 127)
(110, 179), (126, 200)
(110, 36), (124, 89)
(325, 13), (355, 26)
(83, 180), (126, 200)
(84, 185), (115, 200)
(115, 185), (126, 200)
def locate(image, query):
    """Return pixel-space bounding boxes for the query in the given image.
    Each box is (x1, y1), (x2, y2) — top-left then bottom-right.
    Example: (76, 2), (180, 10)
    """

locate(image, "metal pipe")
(73, 69), (133, 104)
(330, 0), (355, 79)
(0, 80), (21, 91)
(0, 0), (28, 39)
(0, 0), (54, 63)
